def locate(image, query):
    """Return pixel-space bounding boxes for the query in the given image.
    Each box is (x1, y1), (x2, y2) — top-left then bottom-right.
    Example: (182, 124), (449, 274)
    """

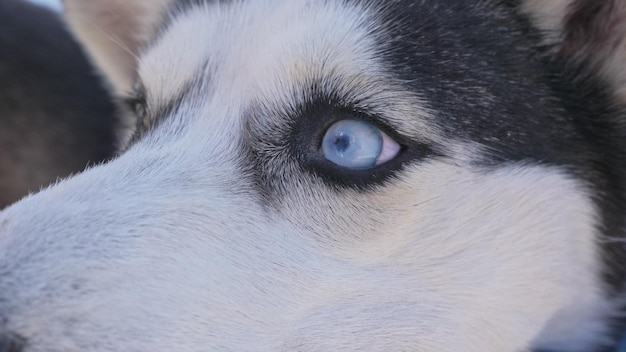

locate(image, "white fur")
(0, 1), (618, 351)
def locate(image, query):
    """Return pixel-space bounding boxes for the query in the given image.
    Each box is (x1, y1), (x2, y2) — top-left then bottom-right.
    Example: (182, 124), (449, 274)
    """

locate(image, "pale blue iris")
(322, 119), (383, 169)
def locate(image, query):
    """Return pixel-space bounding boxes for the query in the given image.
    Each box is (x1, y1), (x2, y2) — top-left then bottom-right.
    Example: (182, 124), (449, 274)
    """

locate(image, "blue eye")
(321, 119), (401, 169)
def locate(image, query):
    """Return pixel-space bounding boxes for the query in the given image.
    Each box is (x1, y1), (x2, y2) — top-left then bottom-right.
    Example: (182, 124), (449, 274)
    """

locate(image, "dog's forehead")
(134, 0), (446, 143)
(134, 0), (589, 168)
(139, 1), (379, 106)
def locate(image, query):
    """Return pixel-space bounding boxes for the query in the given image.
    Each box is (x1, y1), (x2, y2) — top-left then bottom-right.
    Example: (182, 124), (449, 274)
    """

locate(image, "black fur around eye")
(288, 101), (437, 190)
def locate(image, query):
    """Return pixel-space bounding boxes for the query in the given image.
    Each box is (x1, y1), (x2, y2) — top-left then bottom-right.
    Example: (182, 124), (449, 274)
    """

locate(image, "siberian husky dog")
(1, 0), (626, 351)
(0, 0), (120, 208)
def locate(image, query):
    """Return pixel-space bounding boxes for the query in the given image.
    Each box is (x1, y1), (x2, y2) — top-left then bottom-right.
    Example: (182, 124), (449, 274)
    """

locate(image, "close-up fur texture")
(1, 0), (626, 351)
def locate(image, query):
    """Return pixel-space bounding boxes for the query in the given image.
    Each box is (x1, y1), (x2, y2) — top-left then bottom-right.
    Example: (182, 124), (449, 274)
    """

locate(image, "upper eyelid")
(335, 106), (410, 147)
(313, 93), (418, 144)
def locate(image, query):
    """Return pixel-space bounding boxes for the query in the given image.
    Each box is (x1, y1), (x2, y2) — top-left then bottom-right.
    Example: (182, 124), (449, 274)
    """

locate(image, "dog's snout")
(0, 333), (23, 352)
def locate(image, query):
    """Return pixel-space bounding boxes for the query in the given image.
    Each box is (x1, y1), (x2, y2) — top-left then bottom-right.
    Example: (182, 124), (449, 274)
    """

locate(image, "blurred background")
(0, 0), (121, 208)
(27, 0), (61, 11)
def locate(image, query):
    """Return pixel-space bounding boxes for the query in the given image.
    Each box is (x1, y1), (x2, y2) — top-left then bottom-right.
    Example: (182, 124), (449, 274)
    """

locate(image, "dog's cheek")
(312, 160), (611, 351)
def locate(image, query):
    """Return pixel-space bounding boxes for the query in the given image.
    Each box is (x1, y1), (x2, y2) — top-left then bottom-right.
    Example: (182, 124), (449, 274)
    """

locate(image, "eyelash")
(122, 90), (430, 189)
(283, 102), (424, 188)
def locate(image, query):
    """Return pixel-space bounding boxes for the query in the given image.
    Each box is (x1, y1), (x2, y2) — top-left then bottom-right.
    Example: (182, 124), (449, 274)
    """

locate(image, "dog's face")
(1, 1), (626, 351)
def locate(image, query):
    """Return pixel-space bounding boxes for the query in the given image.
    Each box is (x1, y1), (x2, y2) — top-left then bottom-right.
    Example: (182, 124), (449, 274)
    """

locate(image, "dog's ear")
(63, 0), (171, 95)
(522, 0), (626, 102)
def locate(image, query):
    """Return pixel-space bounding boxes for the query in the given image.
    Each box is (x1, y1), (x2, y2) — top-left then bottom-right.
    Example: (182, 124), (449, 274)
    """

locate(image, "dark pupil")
(334, 133), (350, 152)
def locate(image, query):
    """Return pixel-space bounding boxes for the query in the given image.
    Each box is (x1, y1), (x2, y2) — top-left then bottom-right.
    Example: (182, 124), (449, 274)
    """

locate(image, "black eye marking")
(281, 98), (440, 190)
